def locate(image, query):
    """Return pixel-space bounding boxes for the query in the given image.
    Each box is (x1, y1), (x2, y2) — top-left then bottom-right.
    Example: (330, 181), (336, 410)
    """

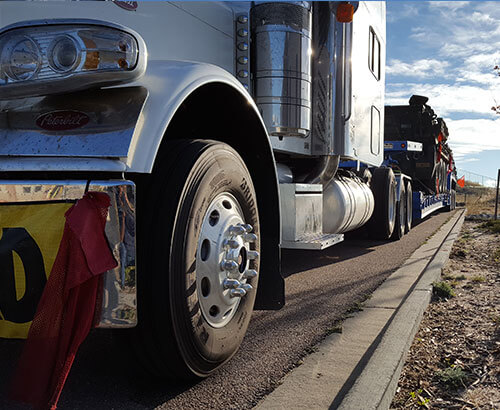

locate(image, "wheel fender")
(127, 61), (258, 172)
(128, 61), (284, 310)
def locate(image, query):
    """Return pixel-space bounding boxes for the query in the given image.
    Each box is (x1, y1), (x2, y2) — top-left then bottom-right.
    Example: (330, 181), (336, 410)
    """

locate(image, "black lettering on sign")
(0, 228), (47, 323)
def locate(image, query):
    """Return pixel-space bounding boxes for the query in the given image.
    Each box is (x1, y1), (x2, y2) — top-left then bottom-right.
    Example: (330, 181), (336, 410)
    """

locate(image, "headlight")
(5, 36), (42, 81)
(0, 20), (146, 100)
(48, 35), (80, 73)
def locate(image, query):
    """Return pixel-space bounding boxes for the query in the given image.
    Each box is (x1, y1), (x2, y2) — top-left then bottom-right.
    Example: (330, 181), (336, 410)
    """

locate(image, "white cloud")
(387, 4), (419, 23)
(386, 82), (500, 117)
(428, 1), (470, 12)
(470, 11), (496, 24)
(447, 118), (500, 161)
(390, 2), (500, 75)
(386, 58), (450, 78)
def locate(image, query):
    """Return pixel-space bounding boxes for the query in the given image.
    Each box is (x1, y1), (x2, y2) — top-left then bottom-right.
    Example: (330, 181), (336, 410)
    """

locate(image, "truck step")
(281, 233), (344, 250)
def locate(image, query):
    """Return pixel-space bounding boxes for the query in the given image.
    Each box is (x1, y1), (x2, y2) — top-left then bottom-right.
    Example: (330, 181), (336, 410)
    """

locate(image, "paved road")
(0, 210), (455, 410)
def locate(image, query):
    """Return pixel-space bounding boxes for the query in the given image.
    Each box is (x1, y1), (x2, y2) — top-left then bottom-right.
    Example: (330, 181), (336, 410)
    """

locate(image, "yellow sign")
(0, 202), (72, 339)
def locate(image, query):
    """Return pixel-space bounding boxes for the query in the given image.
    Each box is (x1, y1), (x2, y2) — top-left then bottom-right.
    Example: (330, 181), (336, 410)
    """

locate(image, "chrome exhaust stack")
(251, 1), (312, 138)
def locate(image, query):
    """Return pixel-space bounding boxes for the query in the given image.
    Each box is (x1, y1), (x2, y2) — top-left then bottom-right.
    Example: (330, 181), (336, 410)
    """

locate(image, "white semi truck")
(0, 1), (455, 381)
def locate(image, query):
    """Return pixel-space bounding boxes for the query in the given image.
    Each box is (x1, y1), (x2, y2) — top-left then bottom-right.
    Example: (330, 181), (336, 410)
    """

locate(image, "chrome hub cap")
(196, 193), (259, 328)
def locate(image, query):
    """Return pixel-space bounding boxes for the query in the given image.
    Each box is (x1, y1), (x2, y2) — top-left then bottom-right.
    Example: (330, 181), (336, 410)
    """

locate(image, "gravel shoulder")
(391, 218), (500, 409)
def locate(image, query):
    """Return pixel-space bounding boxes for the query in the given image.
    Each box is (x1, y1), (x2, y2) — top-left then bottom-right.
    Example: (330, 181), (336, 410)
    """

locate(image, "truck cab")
(0, 1), (408, 386)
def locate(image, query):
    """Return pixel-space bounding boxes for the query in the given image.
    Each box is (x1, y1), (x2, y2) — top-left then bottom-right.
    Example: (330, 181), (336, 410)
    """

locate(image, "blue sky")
(386, 1), (500, 181)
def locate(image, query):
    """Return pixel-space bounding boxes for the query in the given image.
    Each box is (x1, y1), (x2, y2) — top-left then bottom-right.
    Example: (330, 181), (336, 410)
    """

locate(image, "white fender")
(126, 60), (268, 173)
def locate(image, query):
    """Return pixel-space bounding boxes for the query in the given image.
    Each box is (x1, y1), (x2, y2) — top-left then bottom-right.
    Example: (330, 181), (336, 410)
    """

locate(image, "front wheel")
(132, 140), (260, 380)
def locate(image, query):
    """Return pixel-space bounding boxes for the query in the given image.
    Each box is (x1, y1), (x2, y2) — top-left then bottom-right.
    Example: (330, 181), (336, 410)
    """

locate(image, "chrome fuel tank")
(323, 173), (374, 234)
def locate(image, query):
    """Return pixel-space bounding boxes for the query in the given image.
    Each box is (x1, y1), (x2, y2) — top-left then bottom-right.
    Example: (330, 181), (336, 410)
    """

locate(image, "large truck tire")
(433, 162), (441, 194)
(392, 181), (406, 240)
(131, 140), (260, 380)
(445, 189), (456, 211)
(368, 167), (397, 240)
(405, 180), (413, 233)
(439, 161), (446, 194)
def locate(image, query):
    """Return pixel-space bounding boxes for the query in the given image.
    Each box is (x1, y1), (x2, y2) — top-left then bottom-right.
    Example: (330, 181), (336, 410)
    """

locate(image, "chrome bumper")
(0, 180), (137, 328)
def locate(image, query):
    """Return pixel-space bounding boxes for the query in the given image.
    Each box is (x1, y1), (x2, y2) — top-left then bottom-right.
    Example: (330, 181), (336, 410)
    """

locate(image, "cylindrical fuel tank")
(251, 1), (312, 138)
(323, 174), (375, 234)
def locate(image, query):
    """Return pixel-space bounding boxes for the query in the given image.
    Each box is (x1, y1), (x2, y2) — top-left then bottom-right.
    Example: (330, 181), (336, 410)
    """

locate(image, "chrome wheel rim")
(195, 193), (259, 328)
(389, 181), (396, 226)
(406, 184), (412, 229)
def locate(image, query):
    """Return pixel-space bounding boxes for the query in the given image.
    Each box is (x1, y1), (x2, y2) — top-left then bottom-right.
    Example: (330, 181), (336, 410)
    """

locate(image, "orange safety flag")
(457, 176), (465, 188)
(9, 192), (117, 410)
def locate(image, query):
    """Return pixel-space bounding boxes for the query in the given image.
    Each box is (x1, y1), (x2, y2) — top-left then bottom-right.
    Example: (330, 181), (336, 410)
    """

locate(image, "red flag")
(9, 192), (117, 410)
(457, 176), (465, 188)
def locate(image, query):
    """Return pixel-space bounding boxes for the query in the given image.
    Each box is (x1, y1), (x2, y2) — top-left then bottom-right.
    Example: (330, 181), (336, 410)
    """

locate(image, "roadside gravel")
(391, 219), (500, 409)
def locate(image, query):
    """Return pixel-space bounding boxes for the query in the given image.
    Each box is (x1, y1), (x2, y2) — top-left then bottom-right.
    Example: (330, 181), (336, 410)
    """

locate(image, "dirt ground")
(392, 198), (500, 409)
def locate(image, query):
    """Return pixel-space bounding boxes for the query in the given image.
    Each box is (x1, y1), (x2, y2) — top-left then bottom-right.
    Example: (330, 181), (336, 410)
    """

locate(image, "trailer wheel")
(392, 181), (406, 240)
(405, 181), (413, 233)
(368, 167), (397, 240)
(445, 189), (456, 211)
(434, 162), (440, 194)
(440, 161), (447, 194)
(132, 140), (260, 380)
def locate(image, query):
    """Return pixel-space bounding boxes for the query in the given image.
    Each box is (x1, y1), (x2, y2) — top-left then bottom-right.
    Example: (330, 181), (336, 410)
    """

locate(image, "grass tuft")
(432, 281), (455, 299)
(436, 366), (468, 389)
(480, 220), (500, 234)
(442, 274), (466, 281)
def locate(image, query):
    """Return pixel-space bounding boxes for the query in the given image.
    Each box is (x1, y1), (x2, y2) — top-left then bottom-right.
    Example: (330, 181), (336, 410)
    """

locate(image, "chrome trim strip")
(0, 18), (137, 35)
(0, 180), (137, 328)
(0, 130), (132, 158)
(0, 157), (127, 172)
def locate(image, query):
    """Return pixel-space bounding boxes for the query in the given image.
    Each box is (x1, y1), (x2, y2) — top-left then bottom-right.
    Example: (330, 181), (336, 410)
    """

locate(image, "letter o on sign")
(0, 228), (47, 324)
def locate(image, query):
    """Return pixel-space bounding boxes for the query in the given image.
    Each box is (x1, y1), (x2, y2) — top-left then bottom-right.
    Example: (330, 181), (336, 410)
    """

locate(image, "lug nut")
(230, 288), (246, 298)
(242, 224), (253, 233)
(229, 225), (246, 236)
(224, 239), (240, 249)
(247, 251), (259, 260)
(242, 233), (257, 243)
(239, 283), (253, 293)
(223, 278), (241, 289)
(221, 260), (238, 271)
(243, 269), (258, 280)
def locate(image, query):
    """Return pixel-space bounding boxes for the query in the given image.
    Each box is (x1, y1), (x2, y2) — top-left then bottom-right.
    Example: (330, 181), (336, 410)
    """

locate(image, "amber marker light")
(336, 2), (354, 23)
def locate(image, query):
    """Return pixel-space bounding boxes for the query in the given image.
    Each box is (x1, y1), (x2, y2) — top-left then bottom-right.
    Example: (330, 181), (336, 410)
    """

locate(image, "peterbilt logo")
(113, 1), (138, 11)
(36, 110), (90, 131)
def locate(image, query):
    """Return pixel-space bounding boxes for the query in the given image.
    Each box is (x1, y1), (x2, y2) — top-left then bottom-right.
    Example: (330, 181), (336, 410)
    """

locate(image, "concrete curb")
(256, 209), (465, 410)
